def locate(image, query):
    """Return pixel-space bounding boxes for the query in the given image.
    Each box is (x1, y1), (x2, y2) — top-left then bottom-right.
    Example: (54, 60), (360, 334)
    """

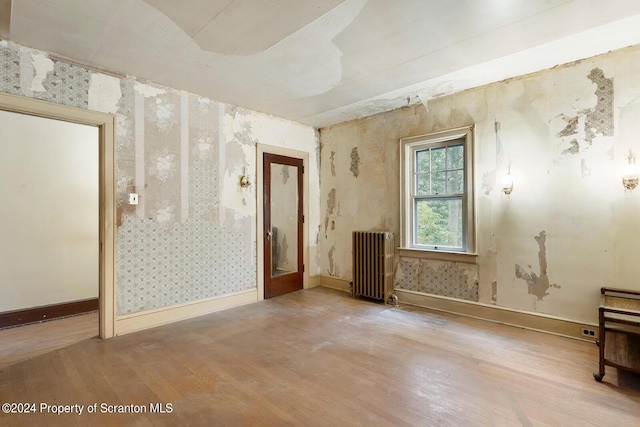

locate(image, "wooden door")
(263, 153), (303, 298)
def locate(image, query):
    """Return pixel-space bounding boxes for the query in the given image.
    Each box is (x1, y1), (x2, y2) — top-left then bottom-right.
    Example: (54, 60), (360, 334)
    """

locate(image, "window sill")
(397, 248), (478, 264)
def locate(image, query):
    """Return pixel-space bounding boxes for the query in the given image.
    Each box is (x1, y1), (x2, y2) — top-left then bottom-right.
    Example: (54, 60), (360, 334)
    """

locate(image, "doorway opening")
(0, 109), (98, 331)
(0, 92), (116, 340)
(263, 153), (304, 298)
(256, 143), (311, 301)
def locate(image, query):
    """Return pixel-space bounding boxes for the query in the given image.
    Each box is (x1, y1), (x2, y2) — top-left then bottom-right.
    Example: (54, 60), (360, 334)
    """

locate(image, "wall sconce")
(239, 166), (251, 188)
(622, 152), (639, 191)
(501, 166), (513, 195)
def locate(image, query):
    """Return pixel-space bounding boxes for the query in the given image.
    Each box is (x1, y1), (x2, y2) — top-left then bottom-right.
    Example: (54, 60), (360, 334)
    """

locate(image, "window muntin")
(400, 126), (475, 254)
(414, 143), (464, 196)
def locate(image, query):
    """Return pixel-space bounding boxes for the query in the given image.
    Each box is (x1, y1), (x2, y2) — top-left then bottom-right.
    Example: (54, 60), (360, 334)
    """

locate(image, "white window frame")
(400, 125), (476, 255)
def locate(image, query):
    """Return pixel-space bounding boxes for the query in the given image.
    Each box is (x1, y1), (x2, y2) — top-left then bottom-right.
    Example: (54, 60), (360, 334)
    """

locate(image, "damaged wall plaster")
(327, 243), (339, 277)
(556, 67), (614, 155)
(219, 120), (256, 221)
(88, 73), (122, 114)
(584, 68), (614, 144)
(324, 188), (337, 237)
(557, 115), (579, 138)
(350, 147), (360, 177)
(221, 104), (320, 275)
(481, 120), (505, 195)
(515, 231), (560, 301)
(27, 51), (53, 93)
(0, 40), (318, 316)
(319, 45), (640, 324)
(561, 139), (580, 155)
(491, 281), (498, 305)
(330, 150), (336, 176)
(318, 109), (402, 283)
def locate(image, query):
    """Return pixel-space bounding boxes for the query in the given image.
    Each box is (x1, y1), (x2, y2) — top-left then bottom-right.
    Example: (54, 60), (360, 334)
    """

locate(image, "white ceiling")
(2, 0), (640, 128)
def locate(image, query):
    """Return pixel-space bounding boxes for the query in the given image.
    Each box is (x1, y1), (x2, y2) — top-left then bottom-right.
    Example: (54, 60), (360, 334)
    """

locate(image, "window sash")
(413, 143), (464, 196)
(412, 195), (465, 251)
(400, 125), (475, 254)
(411, 140), (466, 250)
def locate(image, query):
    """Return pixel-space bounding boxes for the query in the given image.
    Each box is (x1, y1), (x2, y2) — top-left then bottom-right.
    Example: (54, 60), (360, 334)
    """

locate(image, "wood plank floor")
(0, 287), (638, 426)
(0, 312), (97, 370)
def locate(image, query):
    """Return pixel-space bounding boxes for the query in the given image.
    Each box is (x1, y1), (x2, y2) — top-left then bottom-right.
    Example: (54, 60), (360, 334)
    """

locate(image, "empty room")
(1, 0), (639, 425)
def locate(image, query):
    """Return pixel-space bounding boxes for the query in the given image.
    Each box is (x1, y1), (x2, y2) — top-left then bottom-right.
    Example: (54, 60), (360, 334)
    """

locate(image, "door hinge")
(302, 215), (305, 223)
(302, 165), (305, 174)
(303, 264), (305, 272)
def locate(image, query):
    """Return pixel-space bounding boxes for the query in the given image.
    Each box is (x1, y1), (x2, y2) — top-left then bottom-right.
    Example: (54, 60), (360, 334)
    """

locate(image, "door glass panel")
(270, 164), (298, 277)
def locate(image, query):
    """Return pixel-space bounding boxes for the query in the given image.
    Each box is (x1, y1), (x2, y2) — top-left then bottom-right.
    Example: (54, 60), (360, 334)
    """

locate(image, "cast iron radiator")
(352, 231), (395, 301)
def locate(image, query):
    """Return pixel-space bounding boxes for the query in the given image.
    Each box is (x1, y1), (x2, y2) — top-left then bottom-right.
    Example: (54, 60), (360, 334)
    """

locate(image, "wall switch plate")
(128, 193), (139, 205)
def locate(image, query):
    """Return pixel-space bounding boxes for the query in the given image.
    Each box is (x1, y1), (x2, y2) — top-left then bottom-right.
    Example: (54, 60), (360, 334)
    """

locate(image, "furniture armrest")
(600, 306), (640, 317)
(601, 287), (640, 298)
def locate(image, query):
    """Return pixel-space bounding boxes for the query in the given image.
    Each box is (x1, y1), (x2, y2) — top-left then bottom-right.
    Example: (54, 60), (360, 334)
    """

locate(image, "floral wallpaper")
(1, 40), (260, 315)
(395, 258), (479, 302)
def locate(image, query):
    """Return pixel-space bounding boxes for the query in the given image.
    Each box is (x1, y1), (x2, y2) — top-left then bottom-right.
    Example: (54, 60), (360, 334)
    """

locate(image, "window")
(400, 125), (475, 253)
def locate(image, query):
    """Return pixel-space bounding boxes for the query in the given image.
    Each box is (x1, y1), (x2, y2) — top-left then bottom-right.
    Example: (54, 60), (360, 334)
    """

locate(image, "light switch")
(129, 193), (139, 205)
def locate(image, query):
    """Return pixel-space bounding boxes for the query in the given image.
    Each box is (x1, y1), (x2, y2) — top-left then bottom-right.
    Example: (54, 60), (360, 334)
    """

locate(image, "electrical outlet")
(580, 327), (597, 338)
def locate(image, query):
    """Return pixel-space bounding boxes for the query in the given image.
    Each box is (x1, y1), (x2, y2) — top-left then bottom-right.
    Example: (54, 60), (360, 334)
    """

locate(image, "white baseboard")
(307, 275), (322, 289)
(394, 289), (596, 342)
(114, 289), (257, 336)
(318, 275), (351, 293)
(112, 282), (593, 342)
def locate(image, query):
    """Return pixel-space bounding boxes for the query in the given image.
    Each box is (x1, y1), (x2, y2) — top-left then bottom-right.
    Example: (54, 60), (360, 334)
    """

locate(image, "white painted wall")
(0, 110), (99, 312)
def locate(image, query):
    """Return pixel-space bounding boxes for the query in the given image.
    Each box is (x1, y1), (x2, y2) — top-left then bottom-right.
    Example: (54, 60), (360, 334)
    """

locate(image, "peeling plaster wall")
(223, 106), (320, 275)
(202, 105), (316, 304)
(319, 45), (640, 324)
(0, 40), (317, 316)
(319, 109), (412, 280)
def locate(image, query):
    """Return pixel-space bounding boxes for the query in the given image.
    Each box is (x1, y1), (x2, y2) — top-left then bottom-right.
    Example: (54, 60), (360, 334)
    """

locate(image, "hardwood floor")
(0, 312), (98, 370)
(0, 287), (638, 426)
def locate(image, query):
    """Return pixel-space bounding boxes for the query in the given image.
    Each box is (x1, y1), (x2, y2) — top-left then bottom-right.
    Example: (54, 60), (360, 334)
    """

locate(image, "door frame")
(256, 143), (309, 301)
(0, 92), (116, 339)
(263, 153), (303, 298)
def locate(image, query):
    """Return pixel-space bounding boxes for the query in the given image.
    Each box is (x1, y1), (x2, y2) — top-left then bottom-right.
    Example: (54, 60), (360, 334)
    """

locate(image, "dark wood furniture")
(594, 287), (640, 381)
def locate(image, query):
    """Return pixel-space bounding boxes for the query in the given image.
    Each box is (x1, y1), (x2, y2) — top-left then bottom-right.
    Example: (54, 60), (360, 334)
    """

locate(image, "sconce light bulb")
(501, 173), (513, 195)
(622, 153), (639, 191)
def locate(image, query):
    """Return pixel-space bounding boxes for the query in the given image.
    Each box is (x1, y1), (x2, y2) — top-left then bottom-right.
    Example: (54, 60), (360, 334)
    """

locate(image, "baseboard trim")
(0, 298), (99, 329)
(114, 289), (257, 336)
(318, 275), (351, 293)
(308, 275), (321, 289)
(394, 289), (596, 342)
